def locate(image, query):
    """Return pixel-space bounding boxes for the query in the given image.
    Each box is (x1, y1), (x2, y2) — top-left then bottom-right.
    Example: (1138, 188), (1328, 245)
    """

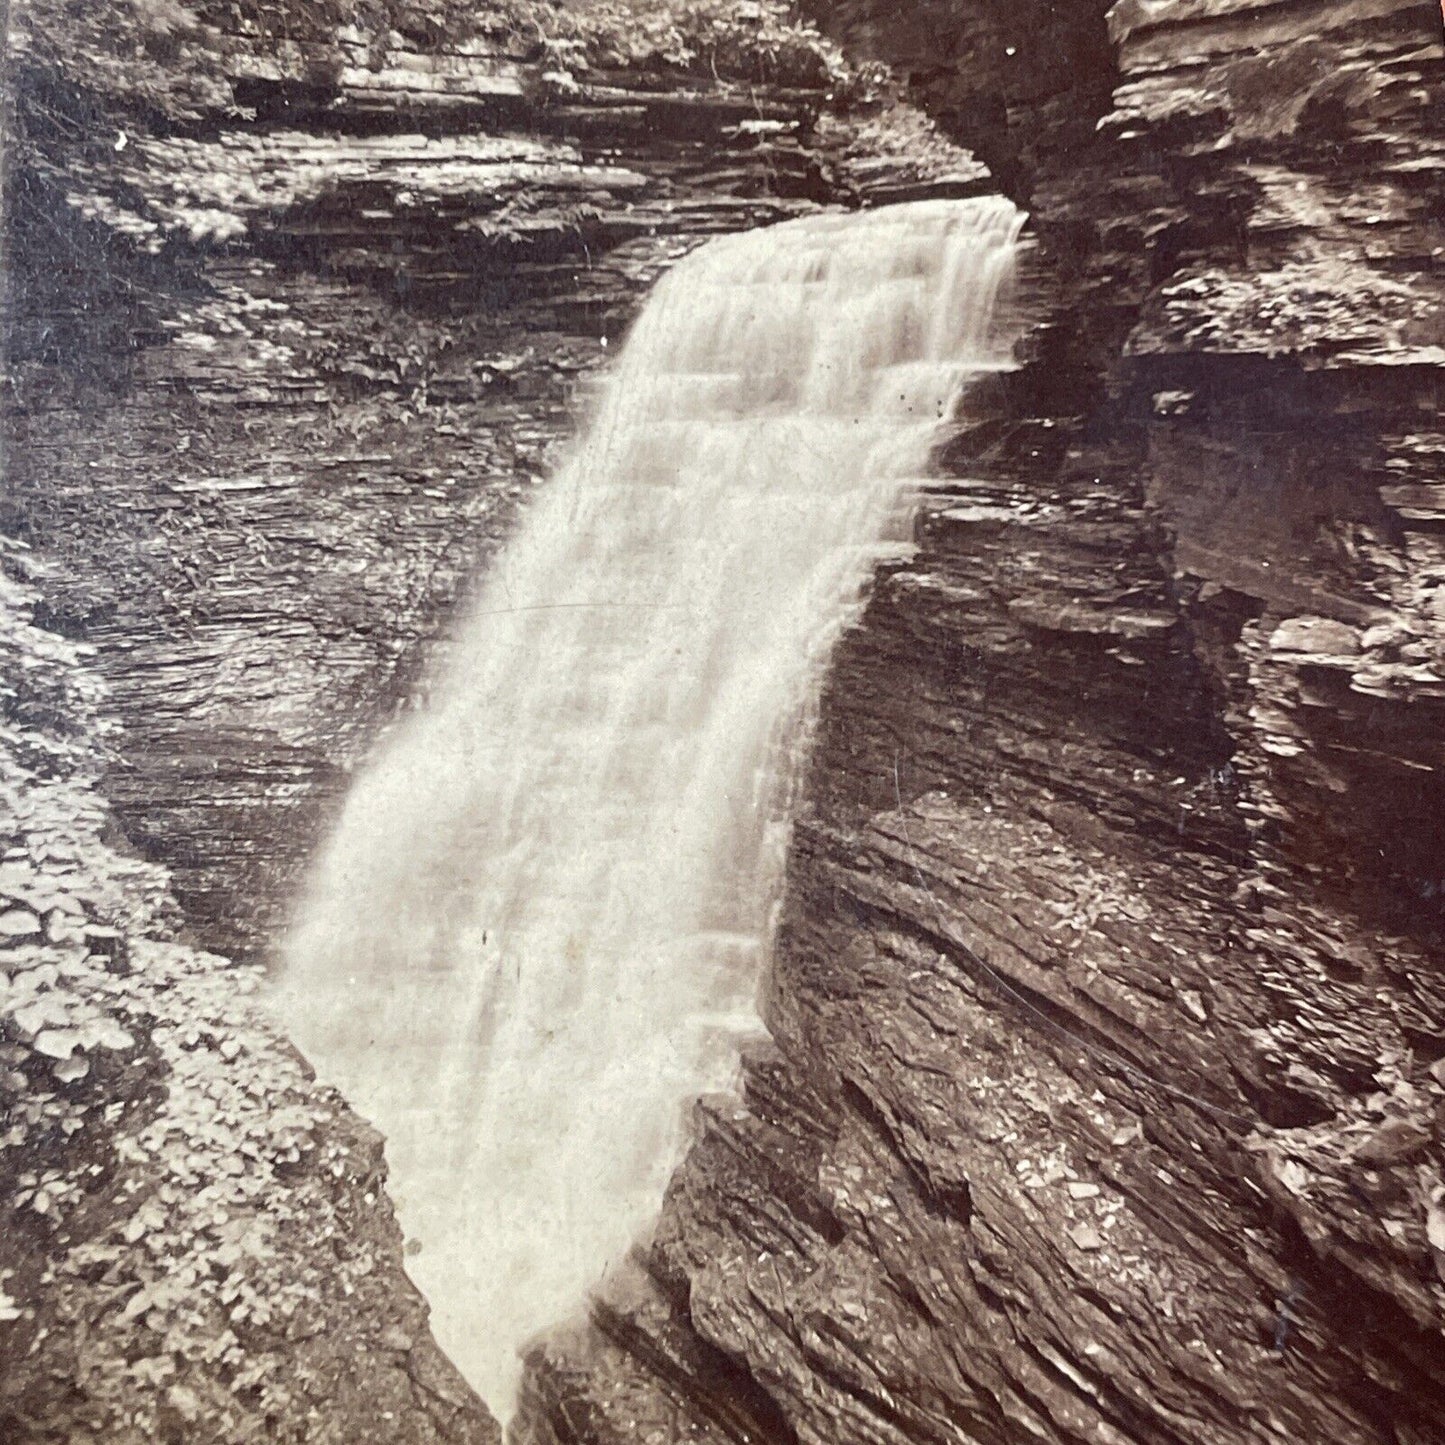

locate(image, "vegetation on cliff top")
(6, 0), (863, 128)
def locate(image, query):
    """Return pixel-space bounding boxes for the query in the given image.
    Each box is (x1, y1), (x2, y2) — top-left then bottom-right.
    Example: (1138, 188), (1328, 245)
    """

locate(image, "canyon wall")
(4, 1), (1444, 1442)
(514, 3), (1445, 1442)
(0, 3), (980, 1437)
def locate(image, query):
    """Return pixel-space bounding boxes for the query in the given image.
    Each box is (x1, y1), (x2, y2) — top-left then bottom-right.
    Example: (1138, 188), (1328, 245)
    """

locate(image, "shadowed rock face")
(511, 3), (1445, 1442)
(4, 2), (1445, 1443)
(2, 8), (974, 962)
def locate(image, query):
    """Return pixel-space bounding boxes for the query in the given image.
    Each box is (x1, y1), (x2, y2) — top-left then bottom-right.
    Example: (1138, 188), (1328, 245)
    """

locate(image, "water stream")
(279, 196), (1025, 1415)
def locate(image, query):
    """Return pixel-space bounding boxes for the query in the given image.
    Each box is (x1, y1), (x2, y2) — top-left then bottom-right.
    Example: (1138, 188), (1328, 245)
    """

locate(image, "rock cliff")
(0, 2), (982, 1438)
(513, 3), (1445, 1442)
(4, 1), (1445, 1443)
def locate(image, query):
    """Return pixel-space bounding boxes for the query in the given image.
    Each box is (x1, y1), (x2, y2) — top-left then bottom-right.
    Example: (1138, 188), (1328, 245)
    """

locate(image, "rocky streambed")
(4, 1), (1445, 1443)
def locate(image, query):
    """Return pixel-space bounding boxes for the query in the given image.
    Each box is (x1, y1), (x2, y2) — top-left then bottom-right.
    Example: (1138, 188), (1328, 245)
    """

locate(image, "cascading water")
(279, 196), (1025, 1416)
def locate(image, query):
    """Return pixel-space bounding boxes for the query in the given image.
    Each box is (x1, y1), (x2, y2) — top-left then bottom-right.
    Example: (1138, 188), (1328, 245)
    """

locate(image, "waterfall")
(278, 196), (1025, 1415)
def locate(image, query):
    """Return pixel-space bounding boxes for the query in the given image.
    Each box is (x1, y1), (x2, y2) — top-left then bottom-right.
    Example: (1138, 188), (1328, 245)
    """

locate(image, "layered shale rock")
(513, 3), (1445, 1442)
(6, 1), (1445, 1442)
(1, 3), (986, 1440)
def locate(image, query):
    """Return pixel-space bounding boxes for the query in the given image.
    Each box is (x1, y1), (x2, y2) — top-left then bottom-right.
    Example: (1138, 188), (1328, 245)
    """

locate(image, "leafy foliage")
(514, 0), (858, 91)
(7, 0), (860, 129)
(0, 544), (455, 1441)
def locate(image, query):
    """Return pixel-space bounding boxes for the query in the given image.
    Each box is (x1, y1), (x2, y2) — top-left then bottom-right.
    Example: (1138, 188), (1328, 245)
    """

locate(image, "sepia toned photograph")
(1, 2), (1443, 1442)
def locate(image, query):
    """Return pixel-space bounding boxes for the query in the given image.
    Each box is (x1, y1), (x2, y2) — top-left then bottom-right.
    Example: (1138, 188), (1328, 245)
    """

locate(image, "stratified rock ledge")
(513, 3), (1445, 1443)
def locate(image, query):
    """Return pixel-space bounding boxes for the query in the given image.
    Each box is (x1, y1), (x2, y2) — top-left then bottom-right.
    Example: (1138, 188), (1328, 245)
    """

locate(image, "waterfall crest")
(279, 196), (1025, 1414)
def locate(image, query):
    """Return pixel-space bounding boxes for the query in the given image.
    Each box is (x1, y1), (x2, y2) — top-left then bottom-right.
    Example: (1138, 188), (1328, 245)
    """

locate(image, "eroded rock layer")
(513, 3), (1445, 1443)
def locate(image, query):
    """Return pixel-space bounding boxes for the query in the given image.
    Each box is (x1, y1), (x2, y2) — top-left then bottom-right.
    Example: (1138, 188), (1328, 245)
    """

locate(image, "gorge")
(2, 2), (1444, 1444)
